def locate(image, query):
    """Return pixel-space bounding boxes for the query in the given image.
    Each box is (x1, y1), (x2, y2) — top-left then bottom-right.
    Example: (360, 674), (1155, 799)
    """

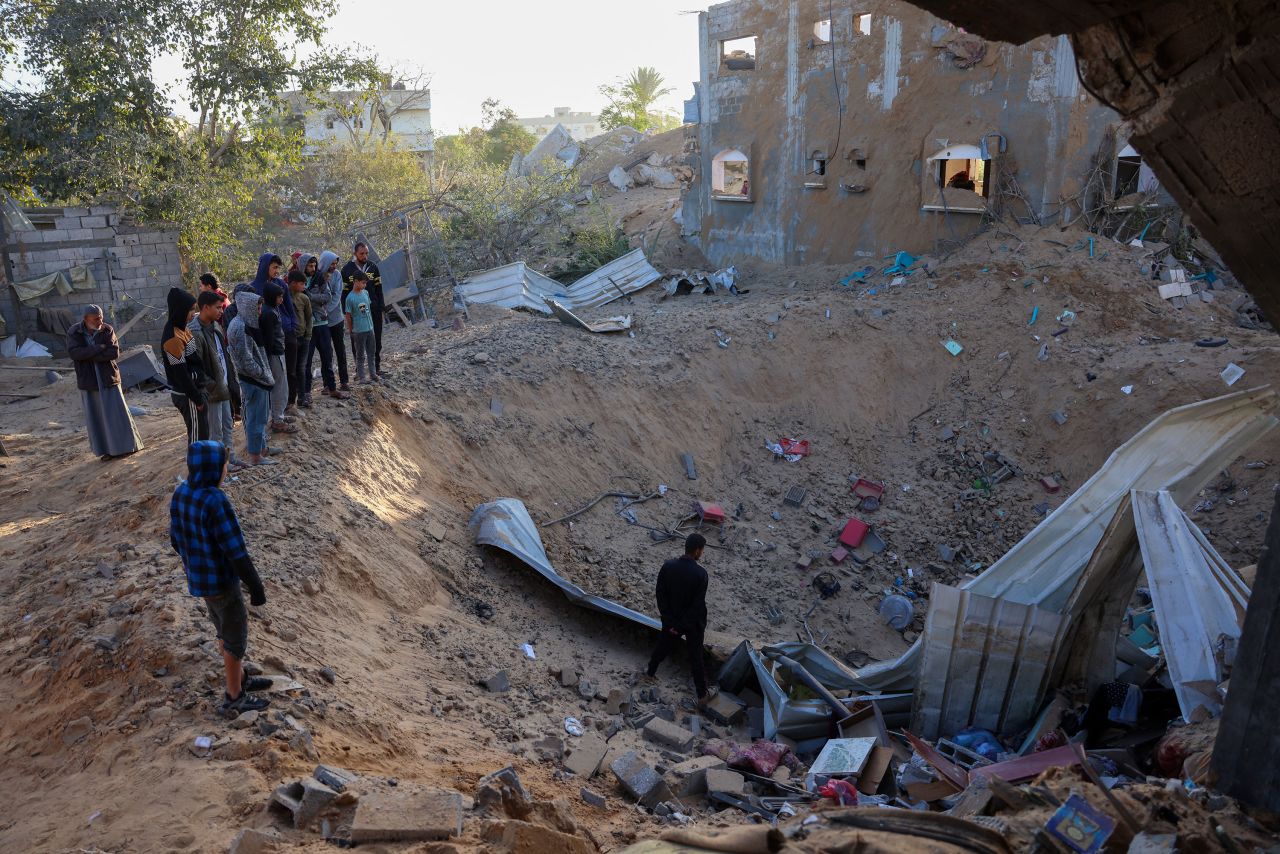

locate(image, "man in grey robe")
(66, 304), (143, 460)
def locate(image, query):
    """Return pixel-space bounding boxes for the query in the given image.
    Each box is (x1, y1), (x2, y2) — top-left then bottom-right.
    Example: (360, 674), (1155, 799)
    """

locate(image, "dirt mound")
(0, 222), (1276, 850)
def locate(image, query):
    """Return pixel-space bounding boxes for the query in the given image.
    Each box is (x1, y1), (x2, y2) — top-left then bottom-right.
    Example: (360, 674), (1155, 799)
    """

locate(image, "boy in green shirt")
(287, 270), (314, 408)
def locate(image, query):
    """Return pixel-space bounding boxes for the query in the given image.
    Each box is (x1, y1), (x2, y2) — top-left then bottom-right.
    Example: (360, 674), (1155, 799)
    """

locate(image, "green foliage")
(553, 204), (630, 282)
(0, 0), (374, 276)
(599, 66), (680, 133)
(290, 143), (432, 247)
(435, 98), (538, 169)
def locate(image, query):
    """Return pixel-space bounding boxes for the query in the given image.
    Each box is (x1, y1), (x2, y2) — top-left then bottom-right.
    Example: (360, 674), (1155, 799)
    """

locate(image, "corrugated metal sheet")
(913, 583), (1068, 740)
(1132, 489), (1250, 718)
(470, 499), (659, 629)
(455, 262), (566, 314)
(456, 249), (660, 314)
(562, 249), (663, 310)
(850, 387), (1278, 694)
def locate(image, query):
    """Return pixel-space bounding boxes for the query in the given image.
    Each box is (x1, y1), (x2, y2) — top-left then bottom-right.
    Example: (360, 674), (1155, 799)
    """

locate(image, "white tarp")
(1132, 489), (1250, 719)
(850, 387), (1278, 692)
(455, 249), (660, 315)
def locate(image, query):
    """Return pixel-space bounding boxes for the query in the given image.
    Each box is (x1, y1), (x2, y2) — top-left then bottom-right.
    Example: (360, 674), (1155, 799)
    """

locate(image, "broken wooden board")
(543, 297), (632, 333)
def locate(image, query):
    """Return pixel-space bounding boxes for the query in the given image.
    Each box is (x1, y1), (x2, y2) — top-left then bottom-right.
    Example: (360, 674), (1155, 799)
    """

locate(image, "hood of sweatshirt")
(250, 252), (283, 293)
(263, 281), (285, 308)
(318, 250), (339, 277)
(297, 253), (317, 281)
(166, 287), (197, 331)
(185, 440), (227, 489)
(235, 291), (262, 329)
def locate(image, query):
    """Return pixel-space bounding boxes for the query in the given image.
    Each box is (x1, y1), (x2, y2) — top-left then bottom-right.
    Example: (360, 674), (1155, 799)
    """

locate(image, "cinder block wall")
(3, 206), (184, 354)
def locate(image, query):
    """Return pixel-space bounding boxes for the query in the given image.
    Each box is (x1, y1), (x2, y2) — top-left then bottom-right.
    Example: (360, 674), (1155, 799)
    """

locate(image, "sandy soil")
(1, 218), (1277, 852)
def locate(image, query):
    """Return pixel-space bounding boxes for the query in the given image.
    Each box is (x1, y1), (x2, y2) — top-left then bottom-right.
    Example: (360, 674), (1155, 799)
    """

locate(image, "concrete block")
(66, 228), (94, 241)
(92, 228), (116, 240)
(117, 256), (143, 269)
(482, 670), (510, 693)
(665, 755), (727, 796)
(481, 820), (594, 854)
(610, 750), (672, 808)
(349, 790), (463, 842)
(563, 732), (608, 777)
(228, 828), (279, 854)
(89, 205), (115, 216)
(643, 717), (696, 752)
(605, 688), (629, 715)
(64, 206), (90, 217)
(270, 777), (337, 829)
(313, 764), (358, 792)
(580, 787), (607, 808)
(705, 768), (745, 795)
(559, 666), (578, 687)
(702, 691), (745, 725)
(80, 215), (108, 228)
(54, 216), (81, 229)
(115, 234), (141, 246)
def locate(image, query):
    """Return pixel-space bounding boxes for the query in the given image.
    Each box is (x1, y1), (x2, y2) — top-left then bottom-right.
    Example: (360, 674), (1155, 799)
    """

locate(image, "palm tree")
(625, 67), (674, 114)
(600, 67), (677, 132)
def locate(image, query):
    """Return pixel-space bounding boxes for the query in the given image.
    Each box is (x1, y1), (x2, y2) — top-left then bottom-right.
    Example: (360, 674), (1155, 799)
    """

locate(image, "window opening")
(712, 149), (751, 200)
(855, 13), (872, 35)
(936, 158), (988, 197)
(848, 147), (867, 169)
(925, 143), (993, 211)
(1114, 145), (1158, 200)
(721, 36), (757, 71)
(813, 19), (831, 44)
(809, 150), (828, 176)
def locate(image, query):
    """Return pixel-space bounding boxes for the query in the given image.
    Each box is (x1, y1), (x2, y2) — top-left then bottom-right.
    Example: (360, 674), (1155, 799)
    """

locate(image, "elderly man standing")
(66, 304), (143, 461)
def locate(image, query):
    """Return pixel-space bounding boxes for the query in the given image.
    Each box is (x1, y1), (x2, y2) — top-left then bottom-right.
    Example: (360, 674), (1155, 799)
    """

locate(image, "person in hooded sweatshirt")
(320, 250), (352, 393)
(161, 287), (210, 444)
(260, 280), (297, 437)
(226, 290), (276, 466)
(304, 250), (349, 399)
(170, 440), (271, 717)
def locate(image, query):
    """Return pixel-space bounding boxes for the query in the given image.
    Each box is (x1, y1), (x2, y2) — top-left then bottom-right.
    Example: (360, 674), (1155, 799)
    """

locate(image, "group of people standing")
(67, 241), (386, 466)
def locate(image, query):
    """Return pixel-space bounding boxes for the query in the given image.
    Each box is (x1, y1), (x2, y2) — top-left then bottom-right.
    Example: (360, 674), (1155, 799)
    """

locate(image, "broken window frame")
(922, 143), (992, 213)
(720, 35), (758, 72)
(813, 19), (832, 44)
(711, 148), (752, 202)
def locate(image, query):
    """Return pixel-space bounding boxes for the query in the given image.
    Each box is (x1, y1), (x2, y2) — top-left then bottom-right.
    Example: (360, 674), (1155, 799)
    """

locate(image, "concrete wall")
(3, 206), (183, 353)
(681, 0), (1120, 267)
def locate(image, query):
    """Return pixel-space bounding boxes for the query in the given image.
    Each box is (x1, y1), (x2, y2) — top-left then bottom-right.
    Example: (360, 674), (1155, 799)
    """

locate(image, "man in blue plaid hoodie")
(170, 440), (272, 716)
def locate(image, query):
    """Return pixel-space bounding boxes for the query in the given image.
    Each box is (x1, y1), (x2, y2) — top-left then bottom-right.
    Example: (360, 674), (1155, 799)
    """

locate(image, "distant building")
(283, 86), (433, 155)
(515, 107), (603, 141)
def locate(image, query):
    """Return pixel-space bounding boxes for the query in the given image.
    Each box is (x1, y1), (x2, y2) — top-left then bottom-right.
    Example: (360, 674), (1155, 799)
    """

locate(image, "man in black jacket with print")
(340, 241), (386, 376)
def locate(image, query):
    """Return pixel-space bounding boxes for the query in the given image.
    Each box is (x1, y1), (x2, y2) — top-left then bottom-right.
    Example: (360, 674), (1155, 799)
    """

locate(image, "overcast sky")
(149, 0), (705, 133)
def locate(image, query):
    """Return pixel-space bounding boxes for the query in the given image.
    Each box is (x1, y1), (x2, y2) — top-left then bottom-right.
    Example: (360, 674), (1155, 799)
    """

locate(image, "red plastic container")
(839, 517), (869, 548)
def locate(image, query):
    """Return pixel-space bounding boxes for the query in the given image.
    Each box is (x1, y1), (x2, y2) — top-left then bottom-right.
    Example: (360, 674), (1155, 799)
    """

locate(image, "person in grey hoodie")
(315, 250), (350, 392)
(226, 290), (276, 466)
(305, 250), (349, 399)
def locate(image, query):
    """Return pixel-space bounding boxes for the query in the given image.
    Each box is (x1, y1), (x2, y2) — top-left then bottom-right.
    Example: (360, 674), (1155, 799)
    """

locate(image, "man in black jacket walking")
(647, 533), (713, 704)
(340, 241), (386, 375)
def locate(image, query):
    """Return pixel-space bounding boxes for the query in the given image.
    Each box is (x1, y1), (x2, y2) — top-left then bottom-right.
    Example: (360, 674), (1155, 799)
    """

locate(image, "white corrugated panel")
(455, 262), (567, 314)
(913, 583), (1068, 739)
(563, 248), (662, 310)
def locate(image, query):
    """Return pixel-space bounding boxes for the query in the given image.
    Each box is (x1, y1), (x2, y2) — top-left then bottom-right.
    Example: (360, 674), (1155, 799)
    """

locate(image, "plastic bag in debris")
(765, 441), (803, 463)
(818, 779), (860, 806)
(952, 727), (1001, 762)
(702, 738), (798, 776)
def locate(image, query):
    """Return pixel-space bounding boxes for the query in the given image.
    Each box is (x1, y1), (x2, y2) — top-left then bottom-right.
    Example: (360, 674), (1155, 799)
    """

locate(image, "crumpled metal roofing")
(469, 498), (659, 630)
(455, 249), (660, 315)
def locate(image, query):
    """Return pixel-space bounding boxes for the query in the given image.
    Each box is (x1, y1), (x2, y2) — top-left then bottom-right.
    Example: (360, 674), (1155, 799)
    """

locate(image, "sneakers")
(284, 405), (299, 417)
(242, 675), (273, 692)
(221, 690), (270, 718)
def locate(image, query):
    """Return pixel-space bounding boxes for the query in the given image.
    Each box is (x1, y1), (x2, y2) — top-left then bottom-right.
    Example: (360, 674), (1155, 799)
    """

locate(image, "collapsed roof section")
(454, 249), (661, 315)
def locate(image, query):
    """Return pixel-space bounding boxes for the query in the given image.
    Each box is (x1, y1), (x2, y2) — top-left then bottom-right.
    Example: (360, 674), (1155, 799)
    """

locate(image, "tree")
(0, 0), (373, 275)
(435, 99), (537, 169)
(599, 67), (680, 133)
(290, 143), (433, 247)
(308, 66), (433, 153)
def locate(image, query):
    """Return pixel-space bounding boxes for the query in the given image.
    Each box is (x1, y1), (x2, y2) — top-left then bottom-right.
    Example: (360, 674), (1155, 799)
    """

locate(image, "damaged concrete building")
(680, 0), (1156, 266)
